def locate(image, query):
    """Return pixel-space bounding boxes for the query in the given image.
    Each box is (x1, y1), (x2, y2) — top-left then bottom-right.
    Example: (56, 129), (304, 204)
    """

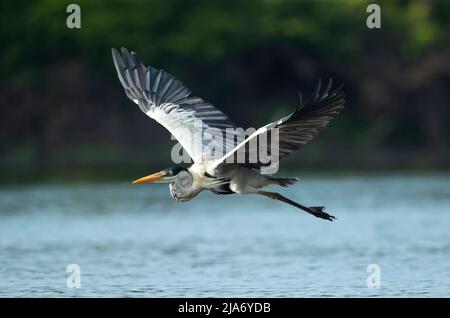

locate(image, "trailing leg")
(257, 190), (335, 221)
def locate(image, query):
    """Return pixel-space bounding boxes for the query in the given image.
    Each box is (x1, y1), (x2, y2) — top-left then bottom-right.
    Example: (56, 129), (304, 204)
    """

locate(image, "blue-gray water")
(1, 173), (450, 297)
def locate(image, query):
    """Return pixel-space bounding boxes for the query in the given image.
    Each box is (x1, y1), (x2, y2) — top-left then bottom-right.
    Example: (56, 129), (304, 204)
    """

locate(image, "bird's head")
(132, 165), (189, 184)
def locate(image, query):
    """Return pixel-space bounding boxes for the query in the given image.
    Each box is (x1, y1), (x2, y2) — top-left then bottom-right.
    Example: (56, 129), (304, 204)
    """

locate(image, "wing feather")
(211, 79), (345, 171)
(112, 47), (239, 163)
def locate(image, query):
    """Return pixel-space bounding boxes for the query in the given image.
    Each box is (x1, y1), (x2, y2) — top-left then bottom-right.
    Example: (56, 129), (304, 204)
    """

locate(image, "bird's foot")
(309, 206), (336, 221)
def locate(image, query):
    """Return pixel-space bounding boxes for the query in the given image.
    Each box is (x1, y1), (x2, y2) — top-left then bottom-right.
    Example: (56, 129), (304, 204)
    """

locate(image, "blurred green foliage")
(2, 0), (448, 79)
(1, 0), (449, 182)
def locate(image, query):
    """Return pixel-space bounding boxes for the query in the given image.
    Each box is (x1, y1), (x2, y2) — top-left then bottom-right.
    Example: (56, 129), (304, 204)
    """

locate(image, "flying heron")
(112, 47), (345, 221)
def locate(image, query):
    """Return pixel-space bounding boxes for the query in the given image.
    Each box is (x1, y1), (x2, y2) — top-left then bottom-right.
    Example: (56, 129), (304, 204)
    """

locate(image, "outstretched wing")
(112, 47), (239, 163)
(211, 79), (345, 171)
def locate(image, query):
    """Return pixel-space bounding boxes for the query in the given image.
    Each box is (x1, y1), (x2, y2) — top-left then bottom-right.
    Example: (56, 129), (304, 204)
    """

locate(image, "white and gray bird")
(112, 47), (345, 221)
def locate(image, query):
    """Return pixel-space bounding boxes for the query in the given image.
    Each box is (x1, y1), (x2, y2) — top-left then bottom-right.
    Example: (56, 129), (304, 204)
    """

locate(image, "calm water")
(1, 173), (450, 297)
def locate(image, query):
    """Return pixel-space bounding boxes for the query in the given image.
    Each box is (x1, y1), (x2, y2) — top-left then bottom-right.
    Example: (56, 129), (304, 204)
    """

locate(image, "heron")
(112, 47), (345, 221)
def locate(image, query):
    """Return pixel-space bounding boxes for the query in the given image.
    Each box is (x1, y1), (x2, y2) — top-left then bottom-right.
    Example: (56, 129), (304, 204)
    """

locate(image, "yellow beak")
(132, 171), (165, 184)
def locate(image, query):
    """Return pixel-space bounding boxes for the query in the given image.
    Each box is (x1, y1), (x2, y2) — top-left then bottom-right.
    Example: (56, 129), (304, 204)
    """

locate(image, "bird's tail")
(270, 177), (299, 187)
